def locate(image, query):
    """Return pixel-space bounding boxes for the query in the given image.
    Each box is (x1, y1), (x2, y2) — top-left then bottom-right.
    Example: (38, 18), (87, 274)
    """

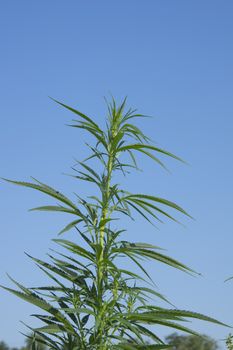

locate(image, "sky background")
(0, 1), (233, 348)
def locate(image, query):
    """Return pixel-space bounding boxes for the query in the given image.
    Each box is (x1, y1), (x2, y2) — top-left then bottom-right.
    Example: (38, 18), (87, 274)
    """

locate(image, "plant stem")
(96, 149), (114, 348)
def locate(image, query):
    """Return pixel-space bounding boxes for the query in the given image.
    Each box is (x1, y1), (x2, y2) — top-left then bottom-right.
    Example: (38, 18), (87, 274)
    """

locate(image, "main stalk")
(96, 118), (117, 349)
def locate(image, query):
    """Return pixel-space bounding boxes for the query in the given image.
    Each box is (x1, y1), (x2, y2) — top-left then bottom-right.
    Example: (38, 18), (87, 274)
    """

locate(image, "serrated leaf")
(3, 178), (77, 210)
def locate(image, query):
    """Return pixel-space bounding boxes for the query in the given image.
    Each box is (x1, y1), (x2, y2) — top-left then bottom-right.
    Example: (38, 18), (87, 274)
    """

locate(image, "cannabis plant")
(2, 98), (225, 349)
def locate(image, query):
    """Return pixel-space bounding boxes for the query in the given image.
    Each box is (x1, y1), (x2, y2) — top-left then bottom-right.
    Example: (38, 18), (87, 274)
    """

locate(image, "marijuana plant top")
(2, 98), (225, 349)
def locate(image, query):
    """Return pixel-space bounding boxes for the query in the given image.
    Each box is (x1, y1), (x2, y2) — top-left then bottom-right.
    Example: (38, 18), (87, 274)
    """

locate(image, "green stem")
(96, 151), (114, 348)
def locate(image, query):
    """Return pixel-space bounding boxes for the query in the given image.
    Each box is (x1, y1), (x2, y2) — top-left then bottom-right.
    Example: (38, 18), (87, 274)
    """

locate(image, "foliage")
(0, 342), (10, 350)
(165, 332), (218, 350)
(24, 333), (47, 350)
(0, 334), (45, 350)
(226, 334), (233, 350)
(1, 98), (226, 349)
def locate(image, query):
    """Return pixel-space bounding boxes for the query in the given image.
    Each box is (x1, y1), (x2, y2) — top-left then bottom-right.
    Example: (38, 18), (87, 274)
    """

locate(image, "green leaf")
(29, 205), (80, 215)
(144, 307), (229, 327)
(50, 97), (101, 131)
(3, 178), (77, 210)
(58, 219), (83, 235)
(118, 143), (185, 163)
(53, 239), (95, 262)
(35, 324), (66, 334)
(0, 285), (76, 334)
(126, 194), (192, 218)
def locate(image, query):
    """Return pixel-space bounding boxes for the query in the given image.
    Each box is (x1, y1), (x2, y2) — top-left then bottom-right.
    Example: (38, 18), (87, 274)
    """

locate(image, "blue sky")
(1, 1), (233, 348)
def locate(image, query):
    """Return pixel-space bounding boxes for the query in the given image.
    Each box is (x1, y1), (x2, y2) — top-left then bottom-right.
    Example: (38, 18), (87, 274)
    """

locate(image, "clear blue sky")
(1, 1), (233, 348)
